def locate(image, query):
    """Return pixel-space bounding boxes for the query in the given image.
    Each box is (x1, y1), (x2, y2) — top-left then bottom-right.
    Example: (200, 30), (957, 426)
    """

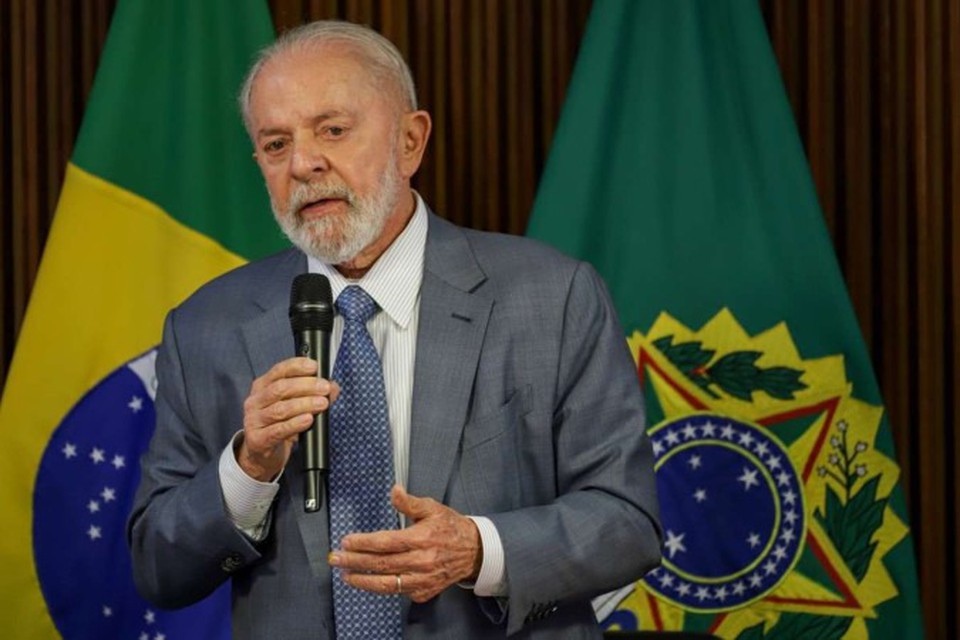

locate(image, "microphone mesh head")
(290, 273), (334, 332)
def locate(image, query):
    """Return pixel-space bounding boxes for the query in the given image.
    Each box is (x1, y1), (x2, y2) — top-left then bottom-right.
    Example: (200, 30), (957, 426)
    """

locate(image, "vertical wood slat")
(877, 0), (916, 513)
(804, 0), (836, 240)
(915, 0), (947, 636)
(446, 0), (467, 228)
(840, 1), (873, 346)
(0, 0), (9, 381)
(481, 0), (501, 231)
(949, 0), (960, 628)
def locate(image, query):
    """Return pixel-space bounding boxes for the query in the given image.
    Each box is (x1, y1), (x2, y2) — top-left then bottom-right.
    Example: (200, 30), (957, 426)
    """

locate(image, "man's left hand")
(329, 485), (483, 603)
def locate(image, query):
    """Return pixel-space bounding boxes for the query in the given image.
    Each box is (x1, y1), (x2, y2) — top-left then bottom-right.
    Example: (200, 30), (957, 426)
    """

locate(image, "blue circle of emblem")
(32, 349), (231, 639)
(642, 413), (806, 611)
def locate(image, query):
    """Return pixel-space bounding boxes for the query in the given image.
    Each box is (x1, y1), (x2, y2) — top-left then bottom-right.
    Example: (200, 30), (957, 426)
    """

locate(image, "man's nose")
(290, 137), (329, 181)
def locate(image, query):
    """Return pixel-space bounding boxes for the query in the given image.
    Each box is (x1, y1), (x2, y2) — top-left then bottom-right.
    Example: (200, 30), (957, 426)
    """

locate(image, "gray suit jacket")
(128, 213), (662, 639)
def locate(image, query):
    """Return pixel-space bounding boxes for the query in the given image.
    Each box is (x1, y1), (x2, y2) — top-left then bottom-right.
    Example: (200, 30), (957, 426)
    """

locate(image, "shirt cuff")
(218, 431), (280, 541)
(467, 516), (508, 597)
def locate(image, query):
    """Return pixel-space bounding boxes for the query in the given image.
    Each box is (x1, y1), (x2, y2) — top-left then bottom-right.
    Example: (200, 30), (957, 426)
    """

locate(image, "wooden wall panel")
(3, 0), (958, 636)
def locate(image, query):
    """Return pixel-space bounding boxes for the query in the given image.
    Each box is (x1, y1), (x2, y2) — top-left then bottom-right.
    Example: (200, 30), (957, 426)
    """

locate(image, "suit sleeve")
(486, 262), (663, 636)
(127, 308), (263, 609)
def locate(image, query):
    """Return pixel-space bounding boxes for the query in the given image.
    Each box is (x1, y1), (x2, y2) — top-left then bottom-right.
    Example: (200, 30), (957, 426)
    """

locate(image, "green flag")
(528, 1), (923, 638)
(0, 1), (280, 636)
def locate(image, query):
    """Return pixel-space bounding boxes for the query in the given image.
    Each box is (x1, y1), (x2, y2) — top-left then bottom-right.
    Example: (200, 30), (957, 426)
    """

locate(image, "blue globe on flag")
(32, 349), (231, 640)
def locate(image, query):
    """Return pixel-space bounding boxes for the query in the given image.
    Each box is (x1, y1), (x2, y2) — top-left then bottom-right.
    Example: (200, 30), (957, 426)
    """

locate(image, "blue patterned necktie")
(328, 285), (402, 639)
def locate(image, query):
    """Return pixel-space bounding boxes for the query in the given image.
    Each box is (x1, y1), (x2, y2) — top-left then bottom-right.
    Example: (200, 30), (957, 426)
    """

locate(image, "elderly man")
(128, 19), (661, 640)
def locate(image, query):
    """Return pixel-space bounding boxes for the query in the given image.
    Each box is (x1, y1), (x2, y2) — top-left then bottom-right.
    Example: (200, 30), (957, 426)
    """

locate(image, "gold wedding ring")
(395, 574), (403, 594)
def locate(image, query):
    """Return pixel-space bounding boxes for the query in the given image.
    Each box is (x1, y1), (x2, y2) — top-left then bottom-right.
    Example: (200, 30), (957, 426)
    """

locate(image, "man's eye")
(326, 126), (346, 137)
(263, 139), (286, 153)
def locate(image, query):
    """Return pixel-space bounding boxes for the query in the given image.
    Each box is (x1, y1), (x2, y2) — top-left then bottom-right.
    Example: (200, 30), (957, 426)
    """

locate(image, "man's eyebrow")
(255, 111), (354, 139)
(256, 127), (289, 138)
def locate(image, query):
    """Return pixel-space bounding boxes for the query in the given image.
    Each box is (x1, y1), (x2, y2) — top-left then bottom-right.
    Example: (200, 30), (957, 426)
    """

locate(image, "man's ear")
(397, 110), (432, 179)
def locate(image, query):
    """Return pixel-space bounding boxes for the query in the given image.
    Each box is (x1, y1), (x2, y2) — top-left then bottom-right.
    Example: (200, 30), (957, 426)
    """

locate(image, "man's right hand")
(238, 357), (340, 482)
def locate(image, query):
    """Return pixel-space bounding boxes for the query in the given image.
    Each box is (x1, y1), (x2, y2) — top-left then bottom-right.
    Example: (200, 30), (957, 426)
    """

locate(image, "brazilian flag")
(0, 1), (280, 637)
(529, 1), (924, 638)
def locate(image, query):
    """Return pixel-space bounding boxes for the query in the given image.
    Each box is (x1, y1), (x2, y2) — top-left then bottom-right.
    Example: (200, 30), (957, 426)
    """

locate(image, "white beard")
(271, 154), (403, 265)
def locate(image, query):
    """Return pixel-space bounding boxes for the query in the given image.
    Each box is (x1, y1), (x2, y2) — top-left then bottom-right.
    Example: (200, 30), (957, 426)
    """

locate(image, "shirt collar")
(307, 192), (427, 329)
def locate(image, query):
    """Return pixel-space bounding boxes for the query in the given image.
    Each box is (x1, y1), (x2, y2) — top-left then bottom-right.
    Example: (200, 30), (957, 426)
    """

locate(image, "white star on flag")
(102, 605), (112, 617)
(129, 396), (144, 412)
(737, 467), (760, 490)
(664, 430), (681, 446)
(90, 448), (105, 464)
(140, 633), (149, 640)
(664, 530), (687, 559)
(145, 610), (155, 624)
(749, 573), (763, 587)
(677, 582), (691, 596)
(693, 488), (707, 503)
(87, 525), (102, 541)
(112, 455), (126, 470)
(62, 443), (77, 459)
(701, 421), (717, 437)
(747, 532), (761, 548)
(101, 487), (116, 502)
(682, 423), (698, 440)
(687, 455), (702, 469)
(87, 500), (100, 514)
(720, 424), (736, 439)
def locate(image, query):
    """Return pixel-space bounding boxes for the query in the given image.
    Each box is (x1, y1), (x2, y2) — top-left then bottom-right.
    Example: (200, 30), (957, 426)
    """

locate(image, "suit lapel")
(407, 215), (491, 502)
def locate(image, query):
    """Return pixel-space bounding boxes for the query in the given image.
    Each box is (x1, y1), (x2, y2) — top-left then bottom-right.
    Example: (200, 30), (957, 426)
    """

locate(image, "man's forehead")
(263, 41), (371, 80)
(250, 50), (379, 117)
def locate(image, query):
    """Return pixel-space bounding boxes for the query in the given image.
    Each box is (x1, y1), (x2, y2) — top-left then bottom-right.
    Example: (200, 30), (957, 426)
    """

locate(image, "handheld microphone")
(289, 273), (334, 513)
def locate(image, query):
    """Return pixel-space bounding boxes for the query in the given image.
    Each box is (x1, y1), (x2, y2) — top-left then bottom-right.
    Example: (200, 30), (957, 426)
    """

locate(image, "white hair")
(239, 20), (418, 133)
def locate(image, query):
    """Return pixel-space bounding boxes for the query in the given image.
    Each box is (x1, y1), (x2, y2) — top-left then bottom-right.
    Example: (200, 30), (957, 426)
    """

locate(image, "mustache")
(288, 182), (357, 213)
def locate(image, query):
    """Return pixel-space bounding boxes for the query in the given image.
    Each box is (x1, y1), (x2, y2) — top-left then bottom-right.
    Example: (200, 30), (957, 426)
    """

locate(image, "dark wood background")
(1, 1), (956, 637)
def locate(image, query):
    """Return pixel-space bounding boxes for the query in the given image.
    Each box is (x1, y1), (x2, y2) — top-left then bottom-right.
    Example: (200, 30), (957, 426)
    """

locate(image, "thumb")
(391, 484), (441, 522)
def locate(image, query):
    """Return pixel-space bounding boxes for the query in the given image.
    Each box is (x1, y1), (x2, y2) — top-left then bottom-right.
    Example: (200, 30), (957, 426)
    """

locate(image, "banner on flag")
(0, 1), (280, 637)
(529, 1), (924, 638)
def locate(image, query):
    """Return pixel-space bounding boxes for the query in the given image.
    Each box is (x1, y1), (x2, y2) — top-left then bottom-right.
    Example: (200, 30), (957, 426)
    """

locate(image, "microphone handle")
(295, 327), (330, 513)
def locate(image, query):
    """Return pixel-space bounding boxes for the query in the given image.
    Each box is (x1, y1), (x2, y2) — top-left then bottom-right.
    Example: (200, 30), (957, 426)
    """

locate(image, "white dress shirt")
(218, 194), (506, 596)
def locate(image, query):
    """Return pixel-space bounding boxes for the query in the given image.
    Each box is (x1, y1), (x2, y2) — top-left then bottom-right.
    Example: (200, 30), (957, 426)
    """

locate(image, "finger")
(250, 357), (319, 393)
(330, 549), (432, 575)
(340, 571), (407, 596)
(260, 376), (334, 405)
(247, 413), (314, 448)
(328, 380), (341, 404)
(258, 394), (330, 426)
(340, 570), (444, 603)
(341, 528), (413, 554)
(391, 485), (443, 522)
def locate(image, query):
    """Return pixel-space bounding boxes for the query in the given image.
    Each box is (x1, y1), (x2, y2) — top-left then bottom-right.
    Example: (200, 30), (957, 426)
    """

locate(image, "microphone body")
(289, 274), (334, 513)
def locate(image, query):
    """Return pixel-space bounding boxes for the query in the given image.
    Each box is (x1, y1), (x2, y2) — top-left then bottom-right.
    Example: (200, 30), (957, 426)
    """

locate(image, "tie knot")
(336, 285), (378, 323)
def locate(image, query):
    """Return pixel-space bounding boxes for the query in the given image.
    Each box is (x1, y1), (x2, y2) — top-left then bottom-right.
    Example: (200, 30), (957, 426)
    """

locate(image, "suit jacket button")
(221, 553), (243, 573)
